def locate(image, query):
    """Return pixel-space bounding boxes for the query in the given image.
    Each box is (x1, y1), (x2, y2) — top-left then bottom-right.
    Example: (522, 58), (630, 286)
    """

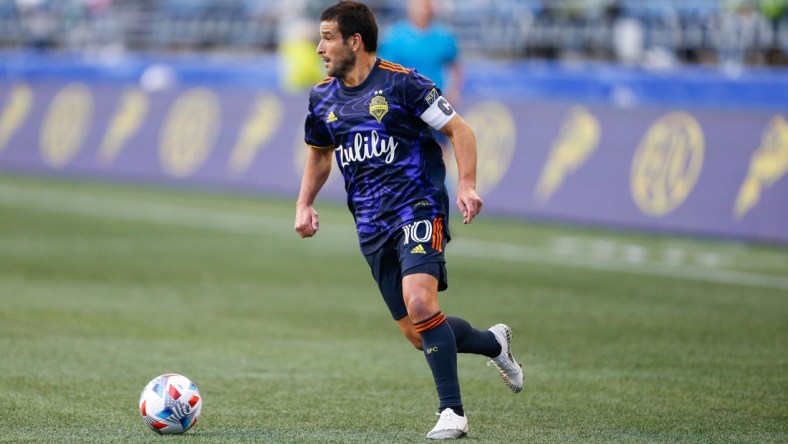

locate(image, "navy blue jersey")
(304, 58), (457, 254)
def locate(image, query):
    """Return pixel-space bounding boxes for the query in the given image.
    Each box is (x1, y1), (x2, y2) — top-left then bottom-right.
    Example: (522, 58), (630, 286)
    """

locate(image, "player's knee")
(406, 300), (438, 322)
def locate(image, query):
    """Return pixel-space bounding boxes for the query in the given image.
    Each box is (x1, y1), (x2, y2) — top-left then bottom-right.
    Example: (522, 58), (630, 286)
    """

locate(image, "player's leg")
(362, 238), (445, 354)
(403, 272), (461, 413)
(396, 315), (501, 357)
(402, 271), (468, 440)
(364, 228), (468, 438)
(365, 242), (412, 323)
(396, 316), (423, 350)
(445, 316), (501, 357)
(398, 312), (523, 393)
(394, 217), (521, 394)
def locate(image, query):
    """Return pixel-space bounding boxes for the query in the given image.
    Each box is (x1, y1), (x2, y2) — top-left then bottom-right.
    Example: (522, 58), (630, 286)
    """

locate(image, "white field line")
(450, 240), (788, 291)
(1, 183), (787, 291)
(0, 184), (282, 234)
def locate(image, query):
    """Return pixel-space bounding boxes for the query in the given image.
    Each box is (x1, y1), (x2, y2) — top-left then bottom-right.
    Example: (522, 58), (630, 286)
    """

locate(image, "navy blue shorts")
(364, 217), (449, 321)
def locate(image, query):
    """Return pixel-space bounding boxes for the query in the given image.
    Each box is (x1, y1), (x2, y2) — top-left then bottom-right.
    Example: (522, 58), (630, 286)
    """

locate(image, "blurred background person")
(378, 0), (463, 105)
(277, 0), (331, 94)
(277, 16), (324, 93)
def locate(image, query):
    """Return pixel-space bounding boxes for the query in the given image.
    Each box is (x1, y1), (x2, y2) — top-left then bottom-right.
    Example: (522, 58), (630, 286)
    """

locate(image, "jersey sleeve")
(304, 96), (333, 148)
(403, 71), (457, 131)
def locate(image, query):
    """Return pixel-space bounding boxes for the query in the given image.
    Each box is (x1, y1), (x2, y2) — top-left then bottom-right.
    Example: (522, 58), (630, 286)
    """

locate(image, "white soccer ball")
(139, 373), (202, 434)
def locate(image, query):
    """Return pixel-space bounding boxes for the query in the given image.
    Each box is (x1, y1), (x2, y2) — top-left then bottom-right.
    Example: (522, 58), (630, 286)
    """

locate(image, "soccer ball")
(139, 373), (202, 434)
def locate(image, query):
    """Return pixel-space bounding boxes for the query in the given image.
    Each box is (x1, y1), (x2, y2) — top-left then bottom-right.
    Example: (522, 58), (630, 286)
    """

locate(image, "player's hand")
(457, 184), (483, 224)
(294, 205), (320, 238)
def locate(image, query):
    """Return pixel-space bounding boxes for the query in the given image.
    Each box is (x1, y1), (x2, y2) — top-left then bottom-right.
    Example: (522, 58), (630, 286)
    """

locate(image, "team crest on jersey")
(369, 94), (389, 123)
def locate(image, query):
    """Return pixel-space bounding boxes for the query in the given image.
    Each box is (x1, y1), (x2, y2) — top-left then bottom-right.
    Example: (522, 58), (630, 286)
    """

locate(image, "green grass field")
(0, 173), (786, 443)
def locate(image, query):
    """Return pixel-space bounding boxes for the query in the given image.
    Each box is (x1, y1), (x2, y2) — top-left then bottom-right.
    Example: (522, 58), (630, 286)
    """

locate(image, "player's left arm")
(440, 114), (483, 224)
(411, 73), (481, 223)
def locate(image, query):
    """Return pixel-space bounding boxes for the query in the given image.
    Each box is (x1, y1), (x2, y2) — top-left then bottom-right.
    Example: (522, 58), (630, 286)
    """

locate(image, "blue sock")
(446, 316), (501, 358)
(415, 312), (463, 414)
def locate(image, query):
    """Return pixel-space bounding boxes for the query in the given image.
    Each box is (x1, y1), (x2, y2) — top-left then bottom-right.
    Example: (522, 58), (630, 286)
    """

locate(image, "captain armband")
(419, 94), (457, 131)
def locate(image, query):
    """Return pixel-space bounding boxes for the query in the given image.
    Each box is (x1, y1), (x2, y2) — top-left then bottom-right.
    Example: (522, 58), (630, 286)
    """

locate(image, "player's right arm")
(295, 145), (333, 238)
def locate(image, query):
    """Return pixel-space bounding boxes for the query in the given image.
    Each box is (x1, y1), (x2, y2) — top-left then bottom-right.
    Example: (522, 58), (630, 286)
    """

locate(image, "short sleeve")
(403, 72), (457, 131)
(304, 98), (333, 148)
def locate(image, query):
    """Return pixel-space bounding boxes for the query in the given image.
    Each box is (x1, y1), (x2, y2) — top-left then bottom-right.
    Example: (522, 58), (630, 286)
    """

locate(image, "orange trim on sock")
(414, 312), (446, 333)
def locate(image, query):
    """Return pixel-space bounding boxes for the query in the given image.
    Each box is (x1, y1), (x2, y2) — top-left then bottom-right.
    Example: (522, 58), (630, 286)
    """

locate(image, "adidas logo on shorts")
(410, 244), (426, 254)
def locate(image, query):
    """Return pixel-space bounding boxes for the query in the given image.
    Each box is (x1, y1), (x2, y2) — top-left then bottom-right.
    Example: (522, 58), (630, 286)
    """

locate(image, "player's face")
(317, 20), (356, 79)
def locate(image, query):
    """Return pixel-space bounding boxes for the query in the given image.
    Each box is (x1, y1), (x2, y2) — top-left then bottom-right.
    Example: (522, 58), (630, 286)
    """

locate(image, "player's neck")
(340, 53), (377, 88)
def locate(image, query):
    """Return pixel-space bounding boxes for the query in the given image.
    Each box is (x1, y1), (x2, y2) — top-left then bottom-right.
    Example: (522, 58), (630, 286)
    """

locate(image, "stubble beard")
(329, 45), (356, 79)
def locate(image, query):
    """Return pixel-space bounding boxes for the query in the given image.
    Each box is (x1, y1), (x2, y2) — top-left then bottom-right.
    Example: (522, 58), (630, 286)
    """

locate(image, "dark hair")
(320, 1), (378, 52)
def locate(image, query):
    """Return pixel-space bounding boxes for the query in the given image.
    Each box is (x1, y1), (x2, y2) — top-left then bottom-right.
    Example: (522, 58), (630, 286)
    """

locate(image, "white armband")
(419, 95), (456, 131)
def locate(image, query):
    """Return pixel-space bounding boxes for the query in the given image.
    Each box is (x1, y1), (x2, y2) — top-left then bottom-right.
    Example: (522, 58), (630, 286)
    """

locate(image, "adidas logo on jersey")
(410, 244), (426, 254)
(326, 111), (337, 123)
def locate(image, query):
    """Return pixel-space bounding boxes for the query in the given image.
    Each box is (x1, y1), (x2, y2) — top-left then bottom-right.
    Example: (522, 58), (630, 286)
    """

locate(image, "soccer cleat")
(426, 408), (469, 440)
(488, 323), (524, 393)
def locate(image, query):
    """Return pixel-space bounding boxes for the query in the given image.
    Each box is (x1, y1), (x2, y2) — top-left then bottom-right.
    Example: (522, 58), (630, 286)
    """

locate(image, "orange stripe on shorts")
(432, 217), (444, 252)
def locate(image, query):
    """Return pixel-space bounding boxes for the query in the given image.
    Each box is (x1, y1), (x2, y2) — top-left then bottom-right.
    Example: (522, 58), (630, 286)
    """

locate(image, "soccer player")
(294, 1), (523, 440)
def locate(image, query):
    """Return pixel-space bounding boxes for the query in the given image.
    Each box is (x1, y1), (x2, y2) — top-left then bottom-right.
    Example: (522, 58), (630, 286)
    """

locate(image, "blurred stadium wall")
(0, 0), (786, 243)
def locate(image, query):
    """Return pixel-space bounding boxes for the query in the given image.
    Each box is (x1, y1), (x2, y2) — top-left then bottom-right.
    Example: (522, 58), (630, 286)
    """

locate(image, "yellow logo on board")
(630, 112), (704, 217)
(733, 115), (788, 219)
(451, 101), (516, 196)
(40, 83), (93, 169)
(0, 84), (33, 153)
(228, 93), (283, 175)
(536, 106), (601, 203)
(98, 88), (148, 165)
(159, 88), (220, 178)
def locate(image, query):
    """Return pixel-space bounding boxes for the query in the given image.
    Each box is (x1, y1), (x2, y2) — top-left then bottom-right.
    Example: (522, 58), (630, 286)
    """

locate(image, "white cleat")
(488, 323), (524, 393)
(426, 408), (469, 440)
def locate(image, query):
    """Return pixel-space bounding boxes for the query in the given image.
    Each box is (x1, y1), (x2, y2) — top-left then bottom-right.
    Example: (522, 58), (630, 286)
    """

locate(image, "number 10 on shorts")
(401, 218), (444, 252)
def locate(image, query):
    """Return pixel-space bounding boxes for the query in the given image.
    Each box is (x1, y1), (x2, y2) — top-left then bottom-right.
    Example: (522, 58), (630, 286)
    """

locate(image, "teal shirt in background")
(378, 21), (458, 91)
